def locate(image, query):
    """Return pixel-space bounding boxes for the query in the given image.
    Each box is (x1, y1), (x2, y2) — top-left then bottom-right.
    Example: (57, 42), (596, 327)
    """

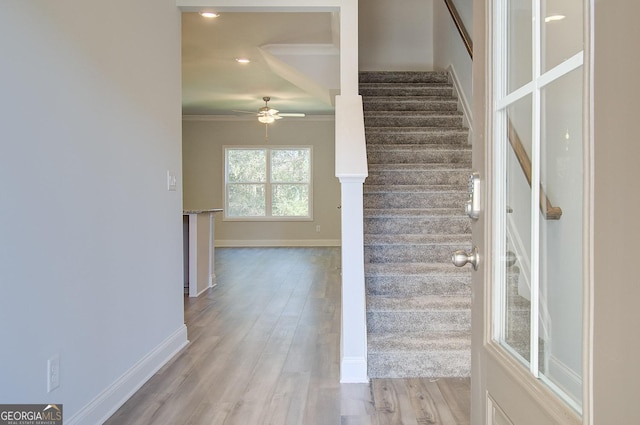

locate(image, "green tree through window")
(225, 147), (312, 220)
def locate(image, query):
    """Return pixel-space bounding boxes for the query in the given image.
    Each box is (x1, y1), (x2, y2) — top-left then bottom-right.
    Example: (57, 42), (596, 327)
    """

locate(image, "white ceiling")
(181, 12), (339, 117)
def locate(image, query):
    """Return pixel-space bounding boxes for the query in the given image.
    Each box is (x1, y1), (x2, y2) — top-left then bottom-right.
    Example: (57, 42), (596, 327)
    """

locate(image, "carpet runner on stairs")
(360, 71), (473, 378)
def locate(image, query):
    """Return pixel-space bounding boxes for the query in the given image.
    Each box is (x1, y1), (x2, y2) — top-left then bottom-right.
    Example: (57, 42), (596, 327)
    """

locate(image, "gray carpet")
(361, 71), (472, 378)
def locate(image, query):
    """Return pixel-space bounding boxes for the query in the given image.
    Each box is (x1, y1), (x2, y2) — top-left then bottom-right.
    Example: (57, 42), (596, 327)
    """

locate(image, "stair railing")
(507, 121), (563, 219)
(443, 0), (473, 59)
(442, 0), (562, 219)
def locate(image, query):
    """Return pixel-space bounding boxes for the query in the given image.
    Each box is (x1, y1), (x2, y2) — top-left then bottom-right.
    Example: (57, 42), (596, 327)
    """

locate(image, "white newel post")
(335, 93), (368, 383)
(335, 0), (368, 383)
(338, 176), (368, 382)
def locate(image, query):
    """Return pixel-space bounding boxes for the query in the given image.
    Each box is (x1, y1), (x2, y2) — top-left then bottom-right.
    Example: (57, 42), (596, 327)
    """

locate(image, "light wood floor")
(105, 247), (470, 425)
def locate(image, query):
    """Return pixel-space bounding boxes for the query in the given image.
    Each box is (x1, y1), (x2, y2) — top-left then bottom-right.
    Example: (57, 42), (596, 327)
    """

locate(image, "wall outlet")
(315, 225), (321, 233)
(47, 355), (60, 393)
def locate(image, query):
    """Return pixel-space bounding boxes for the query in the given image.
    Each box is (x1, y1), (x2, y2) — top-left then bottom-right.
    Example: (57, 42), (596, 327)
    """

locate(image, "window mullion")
(530, 0), (542, 379)
(265, 148), (272, 218)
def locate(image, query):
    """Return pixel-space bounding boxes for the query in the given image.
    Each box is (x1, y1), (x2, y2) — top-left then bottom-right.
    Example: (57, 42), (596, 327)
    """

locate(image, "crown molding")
(182, 114), (335, 122)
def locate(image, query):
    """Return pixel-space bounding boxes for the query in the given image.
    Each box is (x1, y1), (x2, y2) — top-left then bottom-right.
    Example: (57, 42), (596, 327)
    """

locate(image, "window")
(224, 146), (312, 220)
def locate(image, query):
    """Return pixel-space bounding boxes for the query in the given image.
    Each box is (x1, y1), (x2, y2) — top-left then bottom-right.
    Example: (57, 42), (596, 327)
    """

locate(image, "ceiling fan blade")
(267, 108), (279, 115)
(232, 110), (258, 115)
(278, 113), (306, 117)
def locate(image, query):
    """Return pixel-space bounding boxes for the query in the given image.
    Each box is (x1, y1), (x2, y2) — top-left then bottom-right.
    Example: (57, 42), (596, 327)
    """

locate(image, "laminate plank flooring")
(105, 248), (470, 425)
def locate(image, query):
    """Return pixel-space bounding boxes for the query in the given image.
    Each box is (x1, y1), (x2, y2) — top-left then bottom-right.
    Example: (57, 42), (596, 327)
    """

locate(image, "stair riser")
(367, 311), (470, 333)
(363, 100), (459, 112)
(360, 72), (449, 84)
(367, 150), (471, 164)
(364, 217), (471, 235)
(366, 170), (469, 186)
(365, 132), (469, 145)
(360, 87), (454, 97)
(368, 352), (471, 378)
(366, 276), (471, 297)
(364, 192), (467, 209)
(365, 245), (466, 264)
(365, 116), (463, 128)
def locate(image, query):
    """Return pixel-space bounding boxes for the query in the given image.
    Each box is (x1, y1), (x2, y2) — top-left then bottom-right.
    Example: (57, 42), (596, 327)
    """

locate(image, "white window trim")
(223, 145), (313, 222)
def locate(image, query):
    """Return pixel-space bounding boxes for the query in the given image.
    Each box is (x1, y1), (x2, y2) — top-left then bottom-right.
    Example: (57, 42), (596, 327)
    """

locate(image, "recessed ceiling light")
(545, 14), (566, 23)
(235, 58), (251, 64)
(199, 12), (219, 18)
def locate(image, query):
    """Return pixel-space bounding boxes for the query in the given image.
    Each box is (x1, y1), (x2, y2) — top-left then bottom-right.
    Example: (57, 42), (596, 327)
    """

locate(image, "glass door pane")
(541, 0), (584, 72)
(507, 0), (533, 92)
(498, 95), (534, 363)
(539, 66), (583, 409)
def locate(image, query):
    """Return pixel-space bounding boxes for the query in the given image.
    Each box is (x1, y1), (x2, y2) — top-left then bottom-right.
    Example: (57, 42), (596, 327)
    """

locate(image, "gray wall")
(0, 0), (186, 421)
(433, 0), (473, 123)
(182, 118), (341, 246)
(359, 0), (435, 71)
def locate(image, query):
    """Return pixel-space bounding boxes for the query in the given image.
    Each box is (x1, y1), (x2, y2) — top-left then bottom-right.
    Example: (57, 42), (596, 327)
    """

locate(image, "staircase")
(360, 71), (473, 378)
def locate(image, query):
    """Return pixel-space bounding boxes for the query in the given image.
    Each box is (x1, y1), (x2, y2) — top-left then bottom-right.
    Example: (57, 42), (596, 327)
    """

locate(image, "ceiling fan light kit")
(258, 115), (275, 124)
(234, 96), (306, 124)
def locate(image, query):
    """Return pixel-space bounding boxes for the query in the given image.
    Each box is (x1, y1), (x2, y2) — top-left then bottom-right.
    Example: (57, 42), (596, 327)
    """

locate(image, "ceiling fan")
(234, 97), (306, 124)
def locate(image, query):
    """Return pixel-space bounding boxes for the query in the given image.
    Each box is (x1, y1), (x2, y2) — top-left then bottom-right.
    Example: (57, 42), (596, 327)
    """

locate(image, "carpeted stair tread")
(364, 234), (471, 245)
(368, 163), (471, 171)
(366, 275), (471, 297)
(362, 96), (457, 102)
(367, 295), (471, 312)
(365, 129), (469, 145)
(365, 131), (469, 145)
(363, 100), (459, 112)
(363, 184), (467, 193)
(364, 207), (466, 217)
(365, 110), (462, 116)
(367, 311), (470, 334)
(368, 331), (471, 352)
(359, 71), (450, 84)
(365, 126), (468, 133)
(364, 193), (467, 210)
(365, 118), (463, 128)
(368, 152), (470, 165)
(365, 169), (469, 186)
(365, 263), (472, 298)
(368, 332), (471, 378)
(364, 217), (471, 235)
(360, 82), (453, 89)
(366, 143), (470, 151)
(365, 262), (471, 277)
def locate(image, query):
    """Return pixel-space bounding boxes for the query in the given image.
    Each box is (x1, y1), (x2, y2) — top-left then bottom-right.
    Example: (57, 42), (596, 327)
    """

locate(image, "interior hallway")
(105, 247), (470, 424)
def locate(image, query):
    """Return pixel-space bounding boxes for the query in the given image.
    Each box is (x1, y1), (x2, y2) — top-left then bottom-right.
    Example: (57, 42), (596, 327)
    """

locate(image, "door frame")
(470, 0), (594, 423)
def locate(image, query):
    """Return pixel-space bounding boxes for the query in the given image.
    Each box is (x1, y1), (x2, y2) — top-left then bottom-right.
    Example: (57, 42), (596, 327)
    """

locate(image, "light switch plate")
(167, 170), (177, 192)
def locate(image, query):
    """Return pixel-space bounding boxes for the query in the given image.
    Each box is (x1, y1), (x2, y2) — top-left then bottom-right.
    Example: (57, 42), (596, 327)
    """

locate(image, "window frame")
(223, 145), (313, 222)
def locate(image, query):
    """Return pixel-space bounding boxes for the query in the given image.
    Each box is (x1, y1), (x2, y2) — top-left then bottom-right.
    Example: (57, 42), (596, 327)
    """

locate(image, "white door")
(468, 0), (591, 423)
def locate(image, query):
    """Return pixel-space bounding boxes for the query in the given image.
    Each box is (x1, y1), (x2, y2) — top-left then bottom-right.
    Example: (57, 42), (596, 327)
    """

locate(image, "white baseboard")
(193, 284), (210, 298)
(66, 325), (188, 425)
(216, 239), (341, 247)
(447, 64), (473, 135)
(547, 355), (583, 405)
(340, 356), (369, 383)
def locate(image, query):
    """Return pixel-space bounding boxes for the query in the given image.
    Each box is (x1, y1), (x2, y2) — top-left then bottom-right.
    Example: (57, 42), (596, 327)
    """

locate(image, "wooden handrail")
(443, 0), (473, 59)
(441, 0), (562, 220)
(507, 121), (563, 220)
